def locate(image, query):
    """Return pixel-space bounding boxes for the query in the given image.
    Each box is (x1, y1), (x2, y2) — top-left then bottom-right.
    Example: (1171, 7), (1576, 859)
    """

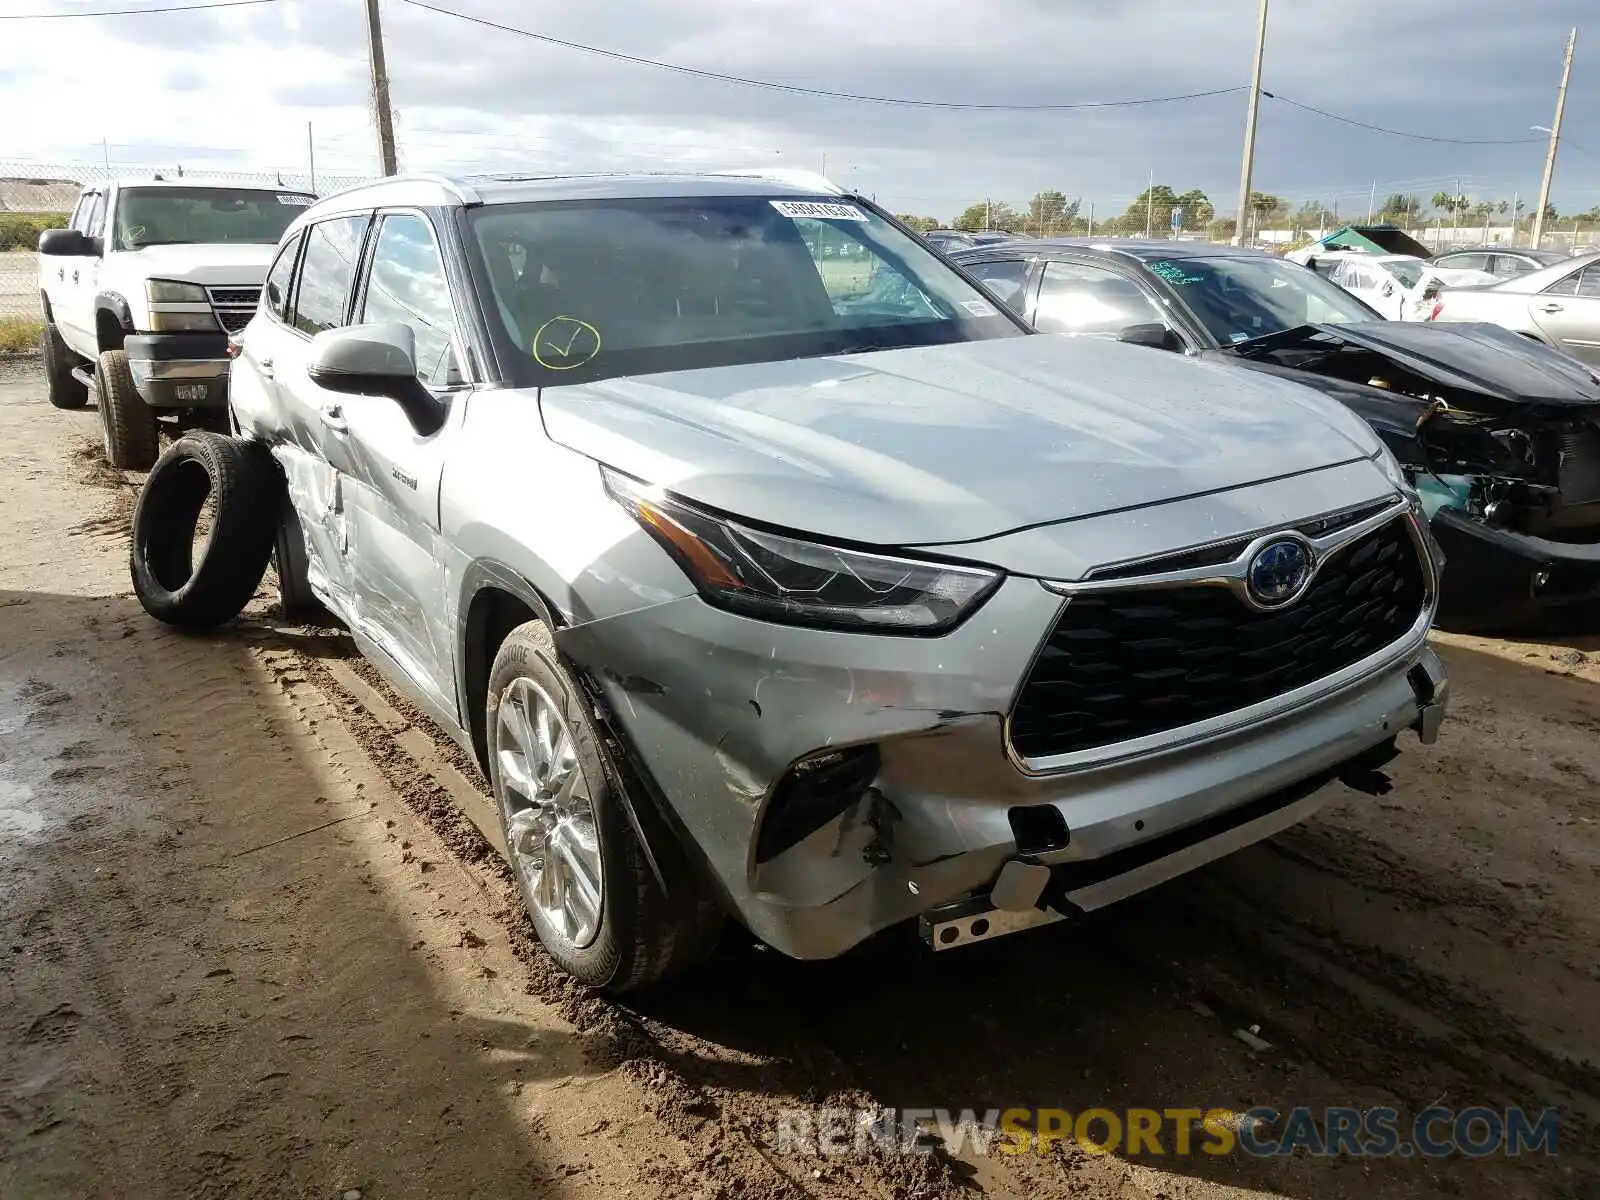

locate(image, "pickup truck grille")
(206, 286), (261, 334)
(1008, 515), (1428, 762)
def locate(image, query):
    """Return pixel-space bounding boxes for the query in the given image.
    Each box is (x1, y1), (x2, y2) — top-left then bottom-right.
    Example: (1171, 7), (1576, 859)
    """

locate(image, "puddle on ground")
(0, 777), (46, 837)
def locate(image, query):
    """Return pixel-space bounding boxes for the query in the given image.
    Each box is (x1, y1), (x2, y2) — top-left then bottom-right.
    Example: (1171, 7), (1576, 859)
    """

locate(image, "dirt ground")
(1, 357), (1597, 1200)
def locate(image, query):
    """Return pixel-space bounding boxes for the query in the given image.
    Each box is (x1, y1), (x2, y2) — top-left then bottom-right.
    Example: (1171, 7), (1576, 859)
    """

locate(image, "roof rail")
(316, 171), (482, 206)
(708, 167), (844, 195)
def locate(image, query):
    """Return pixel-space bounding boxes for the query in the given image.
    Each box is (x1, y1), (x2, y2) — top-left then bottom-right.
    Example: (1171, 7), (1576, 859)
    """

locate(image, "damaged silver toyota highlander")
(216, 171), (1449, 992)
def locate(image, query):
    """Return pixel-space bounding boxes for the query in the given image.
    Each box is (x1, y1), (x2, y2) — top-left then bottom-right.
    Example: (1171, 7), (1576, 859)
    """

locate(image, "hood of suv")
(122, 242), (275, 286)
(540, 335), (1381, 547)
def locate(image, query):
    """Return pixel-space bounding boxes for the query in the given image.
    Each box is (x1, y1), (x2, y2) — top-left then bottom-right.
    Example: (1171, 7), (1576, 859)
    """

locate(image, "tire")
(486, 620), (722, 993)
(272, 497), (335, 626)
(130, 432), (280, 629)
(95, 348), (159, 470)
(41, 321), (88, 410)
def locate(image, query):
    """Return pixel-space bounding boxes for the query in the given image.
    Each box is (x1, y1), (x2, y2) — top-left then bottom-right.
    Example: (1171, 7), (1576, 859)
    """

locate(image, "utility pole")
(363, 0), (399, 176)
(101, 138), (111, 173)
(307, 121), (317, 193)
(1366, 181), (1376, 224)
(1145, 167), (1154, 239)
(1532, 27), (1577, 250)
(1232, 0), (1270, 246)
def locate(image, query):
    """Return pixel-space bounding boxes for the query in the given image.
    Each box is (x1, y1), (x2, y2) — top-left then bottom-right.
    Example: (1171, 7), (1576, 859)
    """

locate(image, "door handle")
(257, 357), (274, 380)
(71, 270), (79, 284)
(1540, 303), (1565, 313)
(57, 268), (64, 281)
(320, 405), (349, 435)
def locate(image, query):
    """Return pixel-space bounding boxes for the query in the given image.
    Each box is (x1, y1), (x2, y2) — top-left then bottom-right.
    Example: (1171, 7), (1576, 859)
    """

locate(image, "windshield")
(468, 195), (1025, 386)
(113, 186), (314, 251)
(1145, 255), (1380, 344)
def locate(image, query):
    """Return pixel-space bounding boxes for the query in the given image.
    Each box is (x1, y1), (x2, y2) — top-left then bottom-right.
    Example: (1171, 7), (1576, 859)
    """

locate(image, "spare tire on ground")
(131, 432), (281, 629)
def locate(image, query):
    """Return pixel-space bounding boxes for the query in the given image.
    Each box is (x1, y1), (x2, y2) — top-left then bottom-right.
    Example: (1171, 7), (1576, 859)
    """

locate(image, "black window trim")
(957, 252), (1039, 318)
(262, 228), (307, 330)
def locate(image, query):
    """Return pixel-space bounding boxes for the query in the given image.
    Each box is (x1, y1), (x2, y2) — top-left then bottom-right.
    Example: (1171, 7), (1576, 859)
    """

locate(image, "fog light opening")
(754, 744), (881, 863)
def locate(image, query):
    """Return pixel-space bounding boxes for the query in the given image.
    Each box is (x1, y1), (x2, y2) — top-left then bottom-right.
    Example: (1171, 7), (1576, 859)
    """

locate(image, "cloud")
(2, 0), (1595, 220)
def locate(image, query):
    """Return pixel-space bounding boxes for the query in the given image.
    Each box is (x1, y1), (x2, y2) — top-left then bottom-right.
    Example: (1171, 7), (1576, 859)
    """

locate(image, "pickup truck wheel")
(130, 432), (279, 629)
(41, 321), (88, 409)
(95, 348), (160, 469)
(486, 620), (722, 994)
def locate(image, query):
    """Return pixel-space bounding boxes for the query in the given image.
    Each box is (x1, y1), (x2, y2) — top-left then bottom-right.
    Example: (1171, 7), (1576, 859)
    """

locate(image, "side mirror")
(38, 228), (98, 256)
(1118, 322), (1182, 352)
(306, 323), (447, 437)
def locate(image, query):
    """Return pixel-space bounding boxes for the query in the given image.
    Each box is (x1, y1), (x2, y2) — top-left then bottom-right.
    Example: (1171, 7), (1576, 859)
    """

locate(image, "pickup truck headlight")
(147, 310), (221, 332)
(603, 468), (1001, 633)
(146, 279), (209, 303)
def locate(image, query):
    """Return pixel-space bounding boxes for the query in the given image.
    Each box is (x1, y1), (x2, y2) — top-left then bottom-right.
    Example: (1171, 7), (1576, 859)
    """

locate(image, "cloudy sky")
(3, 0), (1597, 224)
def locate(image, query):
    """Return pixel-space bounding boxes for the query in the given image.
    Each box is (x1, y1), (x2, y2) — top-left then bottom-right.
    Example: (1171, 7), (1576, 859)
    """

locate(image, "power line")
(1262, 92), (1542, 146)
(1, 0), (272, 17)
(398, 0), (1246, 112)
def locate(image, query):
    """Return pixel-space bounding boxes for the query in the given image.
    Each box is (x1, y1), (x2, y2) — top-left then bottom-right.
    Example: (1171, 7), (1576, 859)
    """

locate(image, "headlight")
(147, 310), (220, 332)
(603, 468), (1001, 633)
(146, 279), (209, 303)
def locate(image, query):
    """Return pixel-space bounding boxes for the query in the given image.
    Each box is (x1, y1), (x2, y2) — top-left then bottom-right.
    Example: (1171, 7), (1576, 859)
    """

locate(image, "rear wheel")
(41, 321), (88, 410)
(95, 348), (159, 469)
(486, 620), (722, 993)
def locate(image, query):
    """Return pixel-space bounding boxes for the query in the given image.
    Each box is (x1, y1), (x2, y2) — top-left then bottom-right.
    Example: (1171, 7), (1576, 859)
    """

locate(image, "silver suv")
(230, 171), (1449, 992)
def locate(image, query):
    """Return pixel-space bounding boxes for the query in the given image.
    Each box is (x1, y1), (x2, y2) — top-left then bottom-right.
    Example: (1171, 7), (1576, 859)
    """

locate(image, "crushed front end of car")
(1222, 321), (1600, 628)
(554, 467), (1448, 962)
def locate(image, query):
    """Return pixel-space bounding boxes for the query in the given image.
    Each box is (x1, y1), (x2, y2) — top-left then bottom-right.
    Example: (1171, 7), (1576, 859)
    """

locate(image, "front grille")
(1009, 516), (1428, 761)
(206, 286), (261, 336)
(1558, 424), (1600, 506)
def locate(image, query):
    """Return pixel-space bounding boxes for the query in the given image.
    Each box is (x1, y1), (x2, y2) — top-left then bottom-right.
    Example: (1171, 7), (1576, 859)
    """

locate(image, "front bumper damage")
(125, 332), (231, 409)
(556, 573), (1449, 961)
(1431, 506), (1600, 626)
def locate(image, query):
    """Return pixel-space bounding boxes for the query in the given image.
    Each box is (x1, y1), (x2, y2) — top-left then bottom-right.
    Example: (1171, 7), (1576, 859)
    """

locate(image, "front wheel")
(96, 348), (159, 469)
(486, 620), (722, 993)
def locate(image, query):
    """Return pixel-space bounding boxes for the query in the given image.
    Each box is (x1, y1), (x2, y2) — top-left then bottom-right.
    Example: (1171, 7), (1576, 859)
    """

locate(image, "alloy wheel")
(495, 676), (605, 949)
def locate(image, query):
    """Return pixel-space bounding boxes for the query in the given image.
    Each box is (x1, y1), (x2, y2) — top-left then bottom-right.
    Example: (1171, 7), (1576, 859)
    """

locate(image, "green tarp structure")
(1310, 224), (1433, 259)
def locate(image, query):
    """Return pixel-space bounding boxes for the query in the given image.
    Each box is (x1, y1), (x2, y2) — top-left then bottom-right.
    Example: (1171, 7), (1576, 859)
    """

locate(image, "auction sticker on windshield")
(278, 194), (314, 206)
(771, 200), (868, 221)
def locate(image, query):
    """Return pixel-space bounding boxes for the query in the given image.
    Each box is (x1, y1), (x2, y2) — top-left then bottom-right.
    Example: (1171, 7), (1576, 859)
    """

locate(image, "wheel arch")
(457, 560), (561, 777)
(94, 291), (134, 352)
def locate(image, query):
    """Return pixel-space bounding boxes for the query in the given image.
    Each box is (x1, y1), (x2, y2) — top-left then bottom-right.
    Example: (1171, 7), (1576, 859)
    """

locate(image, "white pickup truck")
(37, 178), (315, 467)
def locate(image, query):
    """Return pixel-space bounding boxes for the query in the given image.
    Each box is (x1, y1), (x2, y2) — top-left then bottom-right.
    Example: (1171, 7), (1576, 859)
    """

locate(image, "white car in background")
(1327, 254), (1496, 321)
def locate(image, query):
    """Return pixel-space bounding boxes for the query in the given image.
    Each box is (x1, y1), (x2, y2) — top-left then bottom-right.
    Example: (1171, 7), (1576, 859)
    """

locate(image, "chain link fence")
(1, 159), (372, 320)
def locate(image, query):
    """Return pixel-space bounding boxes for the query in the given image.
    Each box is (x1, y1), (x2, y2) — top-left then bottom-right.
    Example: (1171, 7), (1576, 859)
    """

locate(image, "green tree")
(1119, 184), (1179, 235)
(953, 200), (1022, 232)
(1025, 190), (1080, 236)
(896, 214), (939, 232)
(1208, 216), (1238, 241)
(1379, 194), (1420, 223)
(1174, 189), (1213, 231)
(1291, 200), (1330, 230)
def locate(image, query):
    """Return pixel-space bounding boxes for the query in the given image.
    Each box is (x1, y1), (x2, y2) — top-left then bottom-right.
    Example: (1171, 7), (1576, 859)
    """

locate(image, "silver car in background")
(1430, 251), (1600, 365)
(230, 171), (1449, 993)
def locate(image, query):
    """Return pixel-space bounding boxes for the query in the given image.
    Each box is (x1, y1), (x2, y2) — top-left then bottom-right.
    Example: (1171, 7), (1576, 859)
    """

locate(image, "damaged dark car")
(953, 238), (1600, 628)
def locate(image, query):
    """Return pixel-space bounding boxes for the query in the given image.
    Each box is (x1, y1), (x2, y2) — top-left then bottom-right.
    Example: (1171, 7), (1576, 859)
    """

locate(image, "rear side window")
(1033, 261), (1165, 335)
(1440, 253), (1488, 272)
(964, 258), (1032, 314)
(292, 216), (369, 335)
(264, 231), (304, 323)
(82, 193), (107, 238)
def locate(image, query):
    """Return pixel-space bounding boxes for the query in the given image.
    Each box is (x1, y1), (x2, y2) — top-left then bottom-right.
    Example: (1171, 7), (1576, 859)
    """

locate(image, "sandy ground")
(1, 357), (1597, 1199)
